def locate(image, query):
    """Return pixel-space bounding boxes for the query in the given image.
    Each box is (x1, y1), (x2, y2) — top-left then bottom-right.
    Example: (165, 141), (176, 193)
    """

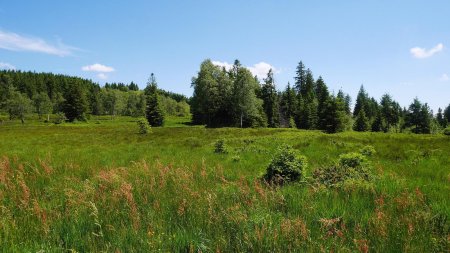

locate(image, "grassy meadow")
(0, 116), (449, 252)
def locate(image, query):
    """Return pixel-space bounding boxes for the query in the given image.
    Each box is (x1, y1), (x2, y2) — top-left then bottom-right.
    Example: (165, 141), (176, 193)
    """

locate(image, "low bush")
(214, 139), (228, 154)
(263, 144), (307, 184)
(339, 152), (366, 168)
(313, 152), (374, 188)
(360, 145), (376, 156)
(137, 118), (151, 134)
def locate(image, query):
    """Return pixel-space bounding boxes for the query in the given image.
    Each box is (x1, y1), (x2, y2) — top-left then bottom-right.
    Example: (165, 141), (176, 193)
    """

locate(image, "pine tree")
(298, 69), (317, 129)
(353, 85), (368, 117)
(353, 109), (370, 131)
(294, 61), (306, 94)
(442, 104), (450, 127)
(280, 83), (297, 127)
(315, 76), (330, 130)
(145, 73), (164, 127)
(261, 69), (279, 127)
(371, 111), (383, 132)
(436, 108), (445, 127)
(405, 98), (431, 134)
(62, 80), (87, 122)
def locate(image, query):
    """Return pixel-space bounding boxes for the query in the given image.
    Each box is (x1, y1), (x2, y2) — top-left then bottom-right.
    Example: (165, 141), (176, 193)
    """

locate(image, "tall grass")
(0, 116), (448, 251)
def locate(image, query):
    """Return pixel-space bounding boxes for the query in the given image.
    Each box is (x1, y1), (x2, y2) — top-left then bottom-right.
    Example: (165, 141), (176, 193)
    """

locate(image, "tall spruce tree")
(145, 73), (164, 127)
(353, 109), (370, 131)
(280, 83), (297, 127)
(436, 108), (446, 127)
(443, 104), (450, 126)
(405, 98), (431, 134)
(315, 76), (330, 130)
(261, 69), (279, 127)
(62, 80), (87, 122)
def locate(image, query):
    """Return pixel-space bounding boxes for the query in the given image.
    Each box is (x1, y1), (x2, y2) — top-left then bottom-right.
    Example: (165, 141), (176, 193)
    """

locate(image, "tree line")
(191, 59), (450, 133)
(0, 70), (189, 124)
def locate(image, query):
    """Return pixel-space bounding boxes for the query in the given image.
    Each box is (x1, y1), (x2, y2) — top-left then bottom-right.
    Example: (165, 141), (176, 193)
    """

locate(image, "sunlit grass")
(0, 116), (448, 251)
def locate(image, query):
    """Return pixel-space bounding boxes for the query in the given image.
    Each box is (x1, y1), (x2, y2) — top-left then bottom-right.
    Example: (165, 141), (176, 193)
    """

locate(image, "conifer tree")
(62, 80), (88, 122)
(353, 109), (370, 131)
(145, 73), (164, 127)
(261, 69), (279, 127)
(436, 108), (445, 127)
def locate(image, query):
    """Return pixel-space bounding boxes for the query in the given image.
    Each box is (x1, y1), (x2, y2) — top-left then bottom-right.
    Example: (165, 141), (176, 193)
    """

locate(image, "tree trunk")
(240, 112), (243, 128)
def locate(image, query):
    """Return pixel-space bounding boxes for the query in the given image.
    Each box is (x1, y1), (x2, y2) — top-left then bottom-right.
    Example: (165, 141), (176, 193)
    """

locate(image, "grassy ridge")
(0, 116), (449, 252)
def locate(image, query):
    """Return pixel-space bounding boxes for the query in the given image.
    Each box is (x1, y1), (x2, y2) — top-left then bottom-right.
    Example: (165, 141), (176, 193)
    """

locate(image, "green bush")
(137, 118), (151, 134)
(263, 144), (307, 184)
(444, 127), (450, 136)
(313, 152), (374, 188)
(214, 139), (228, 154)
(339, 152), (366, 168)
(360, 145), (376, 156)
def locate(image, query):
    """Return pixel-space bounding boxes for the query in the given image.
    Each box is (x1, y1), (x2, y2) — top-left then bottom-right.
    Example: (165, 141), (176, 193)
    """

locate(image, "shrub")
(339, 152), (366, 168)
(444, 127), (450, 136)
(137, 118), (151, 134)
(360, 145), (376, 156)
(313, 152), (374, 188)
(214, 139), (228, 154)
(263, 144), (307, 184)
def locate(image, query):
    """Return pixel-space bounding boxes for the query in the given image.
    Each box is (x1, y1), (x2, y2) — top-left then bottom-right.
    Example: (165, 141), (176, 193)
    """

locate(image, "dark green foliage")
(405, 98), (432, 134)
(436, 108), (446, 128)
(371, 111), (383, 132)
(214, 139), (228, 154)
(315, 76), (330, 130)
(263, 145), (307, 184)
(62, 81), (88, 122)
(324, 94), (350, 133)
(261, 69), (279, 127)
(380, 94), (401, 132)
(279, 83), (297, 127)
(145, 74), (165, 127)
(353, 109), (370, 132)
(444, 104), (450, 126)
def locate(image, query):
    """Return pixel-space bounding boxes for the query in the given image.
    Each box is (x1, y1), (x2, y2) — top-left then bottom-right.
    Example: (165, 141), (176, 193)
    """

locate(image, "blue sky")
(1, 1), (449, 111)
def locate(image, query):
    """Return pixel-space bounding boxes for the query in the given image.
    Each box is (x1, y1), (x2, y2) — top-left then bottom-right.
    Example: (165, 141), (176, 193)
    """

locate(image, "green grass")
(0, 116), (449, 252)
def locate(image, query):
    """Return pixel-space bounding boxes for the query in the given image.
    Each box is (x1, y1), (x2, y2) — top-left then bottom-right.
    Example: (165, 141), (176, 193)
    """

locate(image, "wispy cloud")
(0, 30), (77, 57)
(82, 63), (115, 80)
(82, 63), (115, 73)
(97, 73), (108, 80)
(212, 60), (279, 79)
(0, 62), (16, 70)
(410, 43), (444, 59)
(439, 73), (449, 82)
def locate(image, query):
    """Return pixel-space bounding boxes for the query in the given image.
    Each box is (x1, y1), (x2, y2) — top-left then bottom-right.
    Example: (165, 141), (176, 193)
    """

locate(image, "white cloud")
(82, 63), (115, 73)
(97, 73), (108, 80)
(212, 61), (233, 71)
(248, 62), (279, 78)
(212, 60), (279, 79)
(0, 62), (16, 70)
(0, 30), (76, 57)
(439, 73), (449, 82)
(410, 43), (444, 59)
